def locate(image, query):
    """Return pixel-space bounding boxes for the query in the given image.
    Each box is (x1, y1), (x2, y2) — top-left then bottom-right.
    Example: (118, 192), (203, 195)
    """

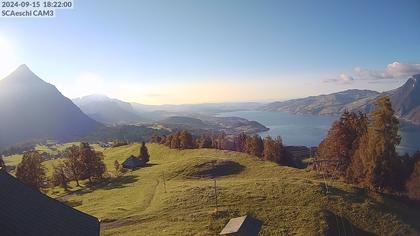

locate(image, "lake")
(218, 110), (420, 155)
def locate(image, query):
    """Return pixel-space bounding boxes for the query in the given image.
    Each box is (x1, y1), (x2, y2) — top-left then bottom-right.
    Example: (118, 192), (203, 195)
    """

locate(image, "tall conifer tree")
(140, 141), (150, 163)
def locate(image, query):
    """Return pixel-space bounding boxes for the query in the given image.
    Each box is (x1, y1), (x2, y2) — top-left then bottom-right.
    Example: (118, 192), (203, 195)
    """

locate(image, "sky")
(0, 0), (420, 104)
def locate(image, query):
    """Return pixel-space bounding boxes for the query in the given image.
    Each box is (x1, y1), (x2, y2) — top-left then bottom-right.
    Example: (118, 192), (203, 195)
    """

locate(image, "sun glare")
(0, 36), (19, 78)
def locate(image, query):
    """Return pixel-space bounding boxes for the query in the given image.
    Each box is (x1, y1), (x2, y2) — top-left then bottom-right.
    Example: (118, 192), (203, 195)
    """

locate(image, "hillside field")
(4, 143), (420, 235)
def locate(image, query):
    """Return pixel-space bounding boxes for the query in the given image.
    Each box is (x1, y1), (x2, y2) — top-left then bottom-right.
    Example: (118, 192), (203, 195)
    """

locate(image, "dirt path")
(101, 175), (161, 230)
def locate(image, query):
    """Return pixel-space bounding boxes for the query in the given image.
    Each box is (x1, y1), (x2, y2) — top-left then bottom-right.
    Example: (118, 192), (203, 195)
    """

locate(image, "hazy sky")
(1, 0), (420, 104)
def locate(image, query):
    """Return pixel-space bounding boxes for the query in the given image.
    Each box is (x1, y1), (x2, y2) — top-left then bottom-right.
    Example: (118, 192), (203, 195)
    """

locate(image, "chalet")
(220, 215), (262, 236)
(0, 169), (100, 236)
(98, 141), (112, 148)
(122, 155), (146, 170)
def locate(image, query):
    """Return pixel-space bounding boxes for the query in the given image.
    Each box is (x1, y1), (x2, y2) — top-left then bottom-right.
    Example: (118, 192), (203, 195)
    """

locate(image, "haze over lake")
(218, 110), (420, 154)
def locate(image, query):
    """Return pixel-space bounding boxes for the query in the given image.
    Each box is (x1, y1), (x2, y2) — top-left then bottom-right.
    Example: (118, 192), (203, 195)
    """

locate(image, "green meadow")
(4, 143), (420, 235)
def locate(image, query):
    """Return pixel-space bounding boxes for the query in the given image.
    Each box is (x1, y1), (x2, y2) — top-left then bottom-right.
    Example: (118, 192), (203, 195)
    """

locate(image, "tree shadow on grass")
(323, 210), (375, 236)
(376, 192), (420, 232)
(143, 163), (158, 168)
(73, 175), (139, 195)
(186, 160), (245, 178)
(327, 185), (369, 204)
(327, 185), (420, 233)
(127, 163), (158, 171)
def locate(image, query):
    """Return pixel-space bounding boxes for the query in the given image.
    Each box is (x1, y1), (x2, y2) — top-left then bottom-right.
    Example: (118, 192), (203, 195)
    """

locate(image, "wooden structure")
(122, 155), (145, 170)
(220, 215), (262, 236)
(0, 169), (100, 236)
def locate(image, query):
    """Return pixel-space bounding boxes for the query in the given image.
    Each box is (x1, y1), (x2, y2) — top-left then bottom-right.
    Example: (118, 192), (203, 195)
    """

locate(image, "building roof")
(220, 215), (263, 235)
(0, 169), (100, 236)
(122, 155), (145, 169)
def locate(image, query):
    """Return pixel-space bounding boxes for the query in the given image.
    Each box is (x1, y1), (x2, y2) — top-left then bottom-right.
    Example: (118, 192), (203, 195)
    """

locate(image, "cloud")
(323, 74), (354, 84)
(71, 72), (108, 95)
(326, 62), (420, 84)
(354, 62), (420, 80)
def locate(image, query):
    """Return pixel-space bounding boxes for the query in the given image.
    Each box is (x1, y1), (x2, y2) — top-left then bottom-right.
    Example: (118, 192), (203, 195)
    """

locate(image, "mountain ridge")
(261, 89), (380, 116)
(0, 65), (101, 150)
(262, 75), (420, 124)
(72, 95), (147, 125)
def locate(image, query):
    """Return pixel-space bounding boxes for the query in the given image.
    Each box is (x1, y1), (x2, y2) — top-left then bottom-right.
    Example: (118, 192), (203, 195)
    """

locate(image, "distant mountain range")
(72, 96), (268, 133)
(71, 74), (420, 126)
(74, 94), (262, 125)
(131, 102), (262, 114)
(262, 74), (420, 124)
(158, 116), (269, 135)
(72, 95), (148, 125)
(0, 65), (267, 150)
(389, 75), (420, 124)
(0, 65), (101, 150)
(2, 65), (419, 150)
(261, 89), (379, 115)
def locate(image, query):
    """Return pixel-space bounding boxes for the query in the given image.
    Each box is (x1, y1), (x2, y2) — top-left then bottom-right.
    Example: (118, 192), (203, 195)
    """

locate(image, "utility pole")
(214, 178), (218, 212)
(309, 146), (312, 158)
(162, 172), (167, 193)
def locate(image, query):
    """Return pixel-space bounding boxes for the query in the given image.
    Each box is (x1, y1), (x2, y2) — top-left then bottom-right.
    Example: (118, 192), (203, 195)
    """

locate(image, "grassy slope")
(4, 143), (420, 235)
(45, 144), (420, 235)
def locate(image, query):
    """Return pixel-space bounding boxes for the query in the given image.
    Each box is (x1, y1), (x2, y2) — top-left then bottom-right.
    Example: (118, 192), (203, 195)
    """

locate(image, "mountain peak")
(0, 65), (100, 149)
(16, 64), (31, 72)
(1, 64), (45, 85)
(83, 94), (110, 100)
(403, 75), (420, 89)
(75, 94), (111, 103)
(12, 64), (36, 77)
(411, 74), (420, 82)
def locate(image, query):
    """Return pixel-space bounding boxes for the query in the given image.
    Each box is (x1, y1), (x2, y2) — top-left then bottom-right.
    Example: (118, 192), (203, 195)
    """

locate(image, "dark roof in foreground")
(122, 155), (145, 169)
(220, 215), (263, 235)
(0, 169), (100, 236)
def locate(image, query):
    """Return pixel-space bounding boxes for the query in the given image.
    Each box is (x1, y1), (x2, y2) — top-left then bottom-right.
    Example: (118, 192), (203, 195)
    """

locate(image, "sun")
(0, 35), (19, 78)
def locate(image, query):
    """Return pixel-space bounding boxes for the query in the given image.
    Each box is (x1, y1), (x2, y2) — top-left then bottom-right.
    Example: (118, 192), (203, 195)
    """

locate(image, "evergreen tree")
(348, 96), (401, 190)
(234, 133), (248, 152)
(139, 141), (150, 163)
(222, 138), (235, 150)
(243, 134), (253, 154)
(215, 132), (227, 150)
(179, 130), (194, 149)
(242, 134), (263, 157)
(249, 135), (264, 157)
(346, 134), (369, 184)
(170, 132), (181, 149)
(16, 151), (46, 191)
(197, 135), (213, 148)
(276, 136), (292, 165)
(263, 136), (276, 161)
(160, 135), (167, 144)
(262, 136), (290, 165)
(164, 135), (172, 147)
